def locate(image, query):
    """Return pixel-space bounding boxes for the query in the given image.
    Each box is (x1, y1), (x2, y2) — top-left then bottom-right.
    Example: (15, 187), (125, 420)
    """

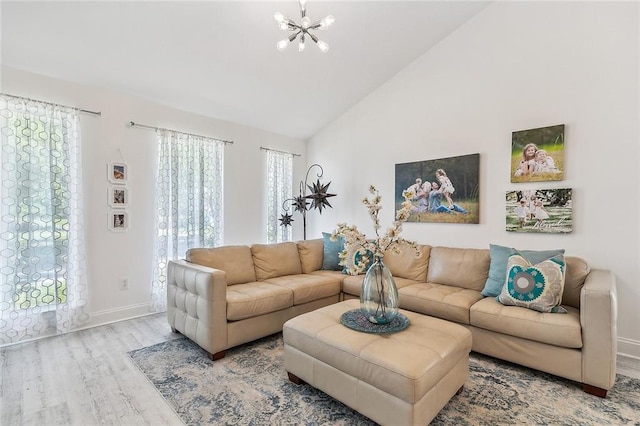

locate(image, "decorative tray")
(339, 309), (410, 334)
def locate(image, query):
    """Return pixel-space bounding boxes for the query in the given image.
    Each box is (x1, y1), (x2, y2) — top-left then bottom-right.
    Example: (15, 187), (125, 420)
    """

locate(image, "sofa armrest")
(580, 268), (617, 391)
(167, 259), (228, 357)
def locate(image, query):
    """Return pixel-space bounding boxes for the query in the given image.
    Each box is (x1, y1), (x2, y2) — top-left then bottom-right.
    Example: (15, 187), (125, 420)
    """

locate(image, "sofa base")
(465, 324), (612, 397)
(211, 350), (226, 360)
(583, 384), (607, 398)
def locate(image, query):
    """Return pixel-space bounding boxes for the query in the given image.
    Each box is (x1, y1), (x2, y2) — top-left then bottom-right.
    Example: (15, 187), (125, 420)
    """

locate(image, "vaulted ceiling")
(1, 1), (489, 139)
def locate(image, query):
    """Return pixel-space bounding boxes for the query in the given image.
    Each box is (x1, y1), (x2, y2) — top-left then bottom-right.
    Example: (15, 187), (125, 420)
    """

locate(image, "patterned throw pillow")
(481, 244), (565, 297)
(497, 253), (567, 313)
(341, 246), (373, 275)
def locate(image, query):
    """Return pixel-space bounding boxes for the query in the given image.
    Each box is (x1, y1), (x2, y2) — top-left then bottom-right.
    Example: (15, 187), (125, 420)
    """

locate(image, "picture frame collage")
(393, 123), (571, 234)
(507, 124), (572, 234)
(108, 162), (128, 232)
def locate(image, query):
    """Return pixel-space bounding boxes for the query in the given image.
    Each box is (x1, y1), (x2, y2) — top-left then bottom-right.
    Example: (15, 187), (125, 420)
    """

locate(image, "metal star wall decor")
(305, 179), (336, 213)
(280, 163), (336, 239)
(292, 195), (310, 213)
(279, 213), (294, 226)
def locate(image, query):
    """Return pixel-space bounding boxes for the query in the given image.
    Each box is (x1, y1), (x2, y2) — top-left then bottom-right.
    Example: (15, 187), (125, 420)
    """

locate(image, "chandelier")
(274, 0), (335, 53)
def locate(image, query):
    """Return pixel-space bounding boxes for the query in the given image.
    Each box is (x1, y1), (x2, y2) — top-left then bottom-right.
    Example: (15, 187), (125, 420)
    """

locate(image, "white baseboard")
(618, 337), (640, 360)
(84, 302), (158, 329)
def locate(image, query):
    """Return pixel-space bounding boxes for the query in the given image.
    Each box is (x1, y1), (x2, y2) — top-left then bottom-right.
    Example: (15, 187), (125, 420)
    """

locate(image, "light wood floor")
(2, 313), (639, 425)
(1, 313), (183, 425)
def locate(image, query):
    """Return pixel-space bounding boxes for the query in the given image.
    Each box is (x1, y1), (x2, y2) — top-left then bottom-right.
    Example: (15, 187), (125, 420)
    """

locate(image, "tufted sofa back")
(383, 244), (431, 281)
(186, 245), (256, 285)
(251, 242), (302, 280)
(427, 247), (491, 292)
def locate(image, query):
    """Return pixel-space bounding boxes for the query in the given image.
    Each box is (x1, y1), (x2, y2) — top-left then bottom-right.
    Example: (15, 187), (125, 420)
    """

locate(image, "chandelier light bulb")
(299, 0), (307, 11)
(274, 12), (285, 23)
(277, 39), (289, 51)
(298, 38), (306, 52)
(278, 21), (289, 31)
(317, 40), (329, 53)
(301, 16), (311, 29)
(319, 15), (335, 30)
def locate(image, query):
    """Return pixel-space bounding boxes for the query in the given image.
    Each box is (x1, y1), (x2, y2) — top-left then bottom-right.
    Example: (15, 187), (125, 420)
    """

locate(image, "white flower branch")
(331, 186), (421, 275)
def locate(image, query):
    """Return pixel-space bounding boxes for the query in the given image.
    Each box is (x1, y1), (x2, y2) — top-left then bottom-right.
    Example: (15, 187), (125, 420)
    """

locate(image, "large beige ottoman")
(283, 299), (472, 426)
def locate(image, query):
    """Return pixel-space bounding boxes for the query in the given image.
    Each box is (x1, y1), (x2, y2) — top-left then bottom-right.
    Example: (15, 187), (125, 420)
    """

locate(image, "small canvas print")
(108, 162), (127, 184)
(506, 188), (572, 233)
(511, 124), (564, 183)
(395, 153), (479, 224)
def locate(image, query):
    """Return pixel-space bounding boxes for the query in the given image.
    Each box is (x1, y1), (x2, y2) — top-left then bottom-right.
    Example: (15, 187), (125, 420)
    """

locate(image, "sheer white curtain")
(266, 150), (293, 243)
(0, 95), (89, 345)
(150, 129), (224, 312)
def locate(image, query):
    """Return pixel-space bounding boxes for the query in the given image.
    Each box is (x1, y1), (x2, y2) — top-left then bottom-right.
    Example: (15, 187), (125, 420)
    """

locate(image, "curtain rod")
(128, 121), (233, 145)
(0, 92), (101, 116)
(260, 146), (301, 157)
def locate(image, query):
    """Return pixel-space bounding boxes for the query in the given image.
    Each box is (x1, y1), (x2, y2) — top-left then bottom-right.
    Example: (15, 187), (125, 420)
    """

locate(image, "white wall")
(308, 1), (640, 358)
(1, 67), (307, 327)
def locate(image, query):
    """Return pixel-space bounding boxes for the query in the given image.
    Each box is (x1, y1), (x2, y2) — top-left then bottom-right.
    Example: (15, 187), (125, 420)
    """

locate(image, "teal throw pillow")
(497, 252), (567, 313)
(481, 244), (565, 297)
(321, 232), (344, 271)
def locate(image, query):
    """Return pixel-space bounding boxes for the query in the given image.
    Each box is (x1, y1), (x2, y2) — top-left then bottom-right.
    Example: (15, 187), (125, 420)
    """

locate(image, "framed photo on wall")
(108, 211), (128, 232)
(511, 124), (564, 183)
(108, 162), (128, 184)
(108, 186), (128, 208)
(395, 153), (480, 224)
(506, 188), (572, 233)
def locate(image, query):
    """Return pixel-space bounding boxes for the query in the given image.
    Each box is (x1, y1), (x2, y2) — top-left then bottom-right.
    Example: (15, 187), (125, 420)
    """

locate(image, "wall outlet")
(120, 278), (129, 290)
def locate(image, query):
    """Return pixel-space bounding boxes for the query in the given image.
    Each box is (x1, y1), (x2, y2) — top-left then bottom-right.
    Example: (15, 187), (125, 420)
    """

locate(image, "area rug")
(128, 334), (640, 425)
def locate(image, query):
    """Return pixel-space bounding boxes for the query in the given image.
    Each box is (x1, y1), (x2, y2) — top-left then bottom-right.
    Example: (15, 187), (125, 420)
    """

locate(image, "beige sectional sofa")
(167, 238), (617, 397)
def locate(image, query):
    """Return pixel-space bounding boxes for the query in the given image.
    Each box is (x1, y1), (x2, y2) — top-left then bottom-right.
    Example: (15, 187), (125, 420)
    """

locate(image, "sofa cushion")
(470, 297), (582, 348)
(398, 283), (484, 324)
(562, 256), (590, 309)
(322, 232), (344, 271)
(341, 274), (364, 296)
(482, 244), (565, 297)
(383, 244), (430, 281)
(226, 282), (293, 321)
(426, 247), (490, 292)
(297, 238), (323, 273)
(264, 274), (341, 305)
(251, 242), (302, 280)
(186, 245), (256, 285)
(497, 253), (566, 313)
(342, 275), (418, 298)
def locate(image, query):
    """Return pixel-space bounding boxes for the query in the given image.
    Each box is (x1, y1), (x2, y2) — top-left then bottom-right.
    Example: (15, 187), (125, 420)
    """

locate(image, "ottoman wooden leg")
(287, 372), (306, 385)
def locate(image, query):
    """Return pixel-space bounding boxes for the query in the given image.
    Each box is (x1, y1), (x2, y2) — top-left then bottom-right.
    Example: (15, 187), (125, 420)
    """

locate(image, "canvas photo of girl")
(511, 124), (564, 183)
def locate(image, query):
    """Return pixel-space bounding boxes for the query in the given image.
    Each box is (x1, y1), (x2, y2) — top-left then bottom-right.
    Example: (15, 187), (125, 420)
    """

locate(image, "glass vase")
(360, 257), (399, 324)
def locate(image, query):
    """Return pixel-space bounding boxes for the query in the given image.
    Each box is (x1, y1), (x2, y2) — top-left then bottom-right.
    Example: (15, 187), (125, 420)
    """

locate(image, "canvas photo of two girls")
(511, 124), (564, 183)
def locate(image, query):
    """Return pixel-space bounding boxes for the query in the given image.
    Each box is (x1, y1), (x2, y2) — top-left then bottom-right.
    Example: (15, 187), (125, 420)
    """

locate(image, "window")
(266, 150), (293, 243)
(0, 95), (88, 345)
(150, 129), (225, 312)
